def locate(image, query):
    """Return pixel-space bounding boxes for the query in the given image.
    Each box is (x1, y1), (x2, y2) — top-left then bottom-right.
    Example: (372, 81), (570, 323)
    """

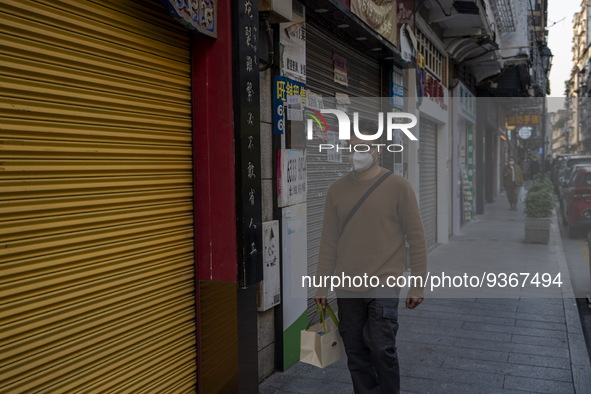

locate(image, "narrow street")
(260, 196), (591, 393)
(3, 0), (591, 391)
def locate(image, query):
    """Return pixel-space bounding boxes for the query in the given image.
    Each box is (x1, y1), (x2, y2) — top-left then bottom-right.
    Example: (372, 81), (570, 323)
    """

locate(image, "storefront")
(415, 24), (450, 248)
(452, 82), (477, 233)
(0, 0), (233, 391)
(269, 0), (409, 371)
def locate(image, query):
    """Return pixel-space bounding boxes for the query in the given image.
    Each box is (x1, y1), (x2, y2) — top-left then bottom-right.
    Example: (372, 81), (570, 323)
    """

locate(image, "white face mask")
(350, 151), (376, 172)
(508, 160), (514, 165)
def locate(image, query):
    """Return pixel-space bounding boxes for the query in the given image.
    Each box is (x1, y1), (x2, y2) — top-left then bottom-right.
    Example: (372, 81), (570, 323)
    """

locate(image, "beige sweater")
(316, 167), (428, 297)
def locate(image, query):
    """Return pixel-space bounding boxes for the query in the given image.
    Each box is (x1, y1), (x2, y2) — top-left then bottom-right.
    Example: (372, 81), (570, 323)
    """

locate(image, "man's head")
(348, 119), (381, 172)
(508, 156), (515, 165)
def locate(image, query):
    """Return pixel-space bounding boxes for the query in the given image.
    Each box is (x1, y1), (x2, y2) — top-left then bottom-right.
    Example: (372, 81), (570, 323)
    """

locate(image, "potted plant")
(524, 177), (555, 244)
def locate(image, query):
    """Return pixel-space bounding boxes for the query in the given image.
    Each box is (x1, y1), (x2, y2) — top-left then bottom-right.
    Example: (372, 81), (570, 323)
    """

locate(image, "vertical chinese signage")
(465, 124), (474, 221)
(234, 0), (262, 288)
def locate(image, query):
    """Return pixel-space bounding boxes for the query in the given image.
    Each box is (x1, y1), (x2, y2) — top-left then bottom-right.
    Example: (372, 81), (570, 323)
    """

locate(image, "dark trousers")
(336, 290), (400, 394)
(506, 184), (519, 207)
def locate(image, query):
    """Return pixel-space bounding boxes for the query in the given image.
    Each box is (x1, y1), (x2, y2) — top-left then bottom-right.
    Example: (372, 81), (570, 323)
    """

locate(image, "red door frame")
(192, 0), (238, 391)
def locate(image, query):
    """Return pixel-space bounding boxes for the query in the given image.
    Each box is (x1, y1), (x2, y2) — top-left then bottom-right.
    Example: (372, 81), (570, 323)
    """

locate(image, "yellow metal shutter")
(0, 0), (196, 392)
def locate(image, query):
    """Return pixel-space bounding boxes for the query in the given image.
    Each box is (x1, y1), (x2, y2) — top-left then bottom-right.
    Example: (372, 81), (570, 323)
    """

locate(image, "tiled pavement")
(259, 197), (591, 394)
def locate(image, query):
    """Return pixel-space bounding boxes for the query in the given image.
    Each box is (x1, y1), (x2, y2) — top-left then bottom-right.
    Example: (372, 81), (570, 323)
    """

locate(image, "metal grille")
(416, 28), (447, 85)
(419, 117), (438, 249)
(305, 20), (382, 315)
(0, 0), (196, 391)
(491, 0), (516, 32)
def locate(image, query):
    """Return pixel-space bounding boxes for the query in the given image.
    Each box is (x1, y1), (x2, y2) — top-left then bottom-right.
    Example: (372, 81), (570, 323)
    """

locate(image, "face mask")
(508, 160), (514, 165)
(350, 151), (375, 172)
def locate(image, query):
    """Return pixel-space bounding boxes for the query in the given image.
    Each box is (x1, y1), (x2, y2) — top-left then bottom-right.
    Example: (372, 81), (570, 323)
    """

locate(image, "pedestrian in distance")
(503, 156), (524, 211)
(314, 119), (428, 394)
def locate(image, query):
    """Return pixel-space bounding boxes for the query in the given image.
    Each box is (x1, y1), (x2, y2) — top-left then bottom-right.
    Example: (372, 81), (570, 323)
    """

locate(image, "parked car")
(555, 155), (591, 193)
(558, 163), (591, 202)
(560, 165), (591, 237)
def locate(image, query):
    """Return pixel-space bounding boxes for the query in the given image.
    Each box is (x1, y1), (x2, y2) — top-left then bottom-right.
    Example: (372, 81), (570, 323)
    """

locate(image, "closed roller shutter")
(419, 117), (438, 249)
(0, 0), (196, 392)
(305, 21), (382, 314)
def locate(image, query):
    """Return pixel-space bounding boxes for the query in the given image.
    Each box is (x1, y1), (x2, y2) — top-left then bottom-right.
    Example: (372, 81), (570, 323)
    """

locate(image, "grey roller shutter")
(305, 20), (382, 313)
(419, 117), (438, 249)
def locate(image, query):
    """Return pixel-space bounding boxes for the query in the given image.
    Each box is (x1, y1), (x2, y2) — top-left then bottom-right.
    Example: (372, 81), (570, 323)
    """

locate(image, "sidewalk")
(259, 196), (591, 394)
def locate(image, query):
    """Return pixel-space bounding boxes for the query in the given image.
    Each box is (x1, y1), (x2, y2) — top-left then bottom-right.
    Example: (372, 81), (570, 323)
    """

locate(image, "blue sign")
(273, 76), (306, 134)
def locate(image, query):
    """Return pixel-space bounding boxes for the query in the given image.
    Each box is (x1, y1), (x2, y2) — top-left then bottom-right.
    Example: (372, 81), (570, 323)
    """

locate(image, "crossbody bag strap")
(340, 170), (392, 236)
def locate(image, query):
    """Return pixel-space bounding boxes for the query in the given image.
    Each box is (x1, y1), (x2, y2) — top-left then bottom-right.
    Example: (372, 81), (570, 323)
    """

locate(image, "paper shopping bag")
(300, 305), (345, 368)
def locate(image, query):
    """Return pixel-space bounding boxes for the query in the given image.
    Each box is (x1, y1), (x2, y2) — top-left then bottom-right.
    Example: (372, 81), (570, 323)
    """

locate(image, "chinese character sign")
(234, 0), (262, 287)
(506, 114), (540, 127)
(273, 76), (306, 135)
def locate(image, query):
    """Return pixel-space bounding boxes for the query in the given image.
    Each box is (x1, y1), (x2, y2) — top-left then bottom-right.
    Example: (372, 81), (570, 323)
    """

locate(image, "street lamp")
(540, 42), (553, 176)
(540, 43), (554, 81)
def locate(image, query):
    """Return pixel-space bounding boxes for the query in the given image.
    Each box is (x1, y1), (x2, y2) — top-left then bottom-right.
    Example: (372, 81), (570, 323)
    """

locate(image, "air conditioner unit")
(259, 0), (293, 23)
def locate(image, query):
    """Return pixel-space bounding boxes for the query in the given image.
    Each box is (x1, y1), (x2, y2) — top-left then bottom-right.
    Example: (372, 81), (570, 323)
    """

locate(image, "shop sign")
(161, 0), (217, 38)
(507, 114), (540, 126)
(273, 76), (307, 135)
(397, 0), (416, 61)
(399, 24), (416, 62)
(458, 83), (476, 119)
(424, 74), (446, 109)
(389, 69), (404, 110)
(277, 149), (307, 207)
(351, 0), (396, 45)
(518, 126), (532, 139)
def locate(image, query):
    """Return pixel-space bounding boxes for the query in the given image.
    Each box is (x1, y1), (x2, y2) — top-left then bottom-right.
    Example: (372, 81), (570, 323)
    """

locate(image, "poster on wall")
(258, 220), (281, 311)
(351, 0), (396, 45)
(280, 22), (306, 82)
(326, 131), (343, 163)
(333, 54), (349, 86)
(278, 149), (307, 207)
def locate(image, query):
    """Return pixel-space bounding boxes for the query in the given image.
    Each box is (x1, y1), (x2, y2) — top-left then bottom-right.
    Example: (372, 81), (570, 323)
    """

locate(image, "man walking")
(503, 156), (524, 211)
(314, 121), (428, 394)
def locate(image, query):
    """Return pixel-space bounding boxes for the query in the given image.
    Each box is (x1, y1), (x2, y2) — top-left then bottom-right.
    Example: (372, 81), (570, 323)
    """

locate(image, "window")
(416, 28), (447, 86)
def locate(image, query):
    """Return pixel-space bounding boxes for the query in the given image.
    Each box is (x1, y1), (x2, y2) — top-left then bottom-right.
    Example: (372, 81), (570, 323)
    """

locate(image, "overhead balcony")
(421, 0), (531, 85)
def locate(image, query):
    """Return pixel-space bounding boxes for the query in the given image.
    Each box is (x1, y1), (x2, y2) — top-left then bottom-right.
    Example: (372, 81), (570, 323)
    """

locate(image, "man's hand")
(314, 297), (327, 308)
(406, 296), (423, 309)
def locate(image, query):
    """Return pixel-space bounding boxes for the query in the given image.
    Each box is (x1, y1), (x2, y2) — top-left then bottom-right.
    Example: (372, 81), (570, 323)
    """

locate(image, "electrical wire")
(259, 19), (274, 72)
